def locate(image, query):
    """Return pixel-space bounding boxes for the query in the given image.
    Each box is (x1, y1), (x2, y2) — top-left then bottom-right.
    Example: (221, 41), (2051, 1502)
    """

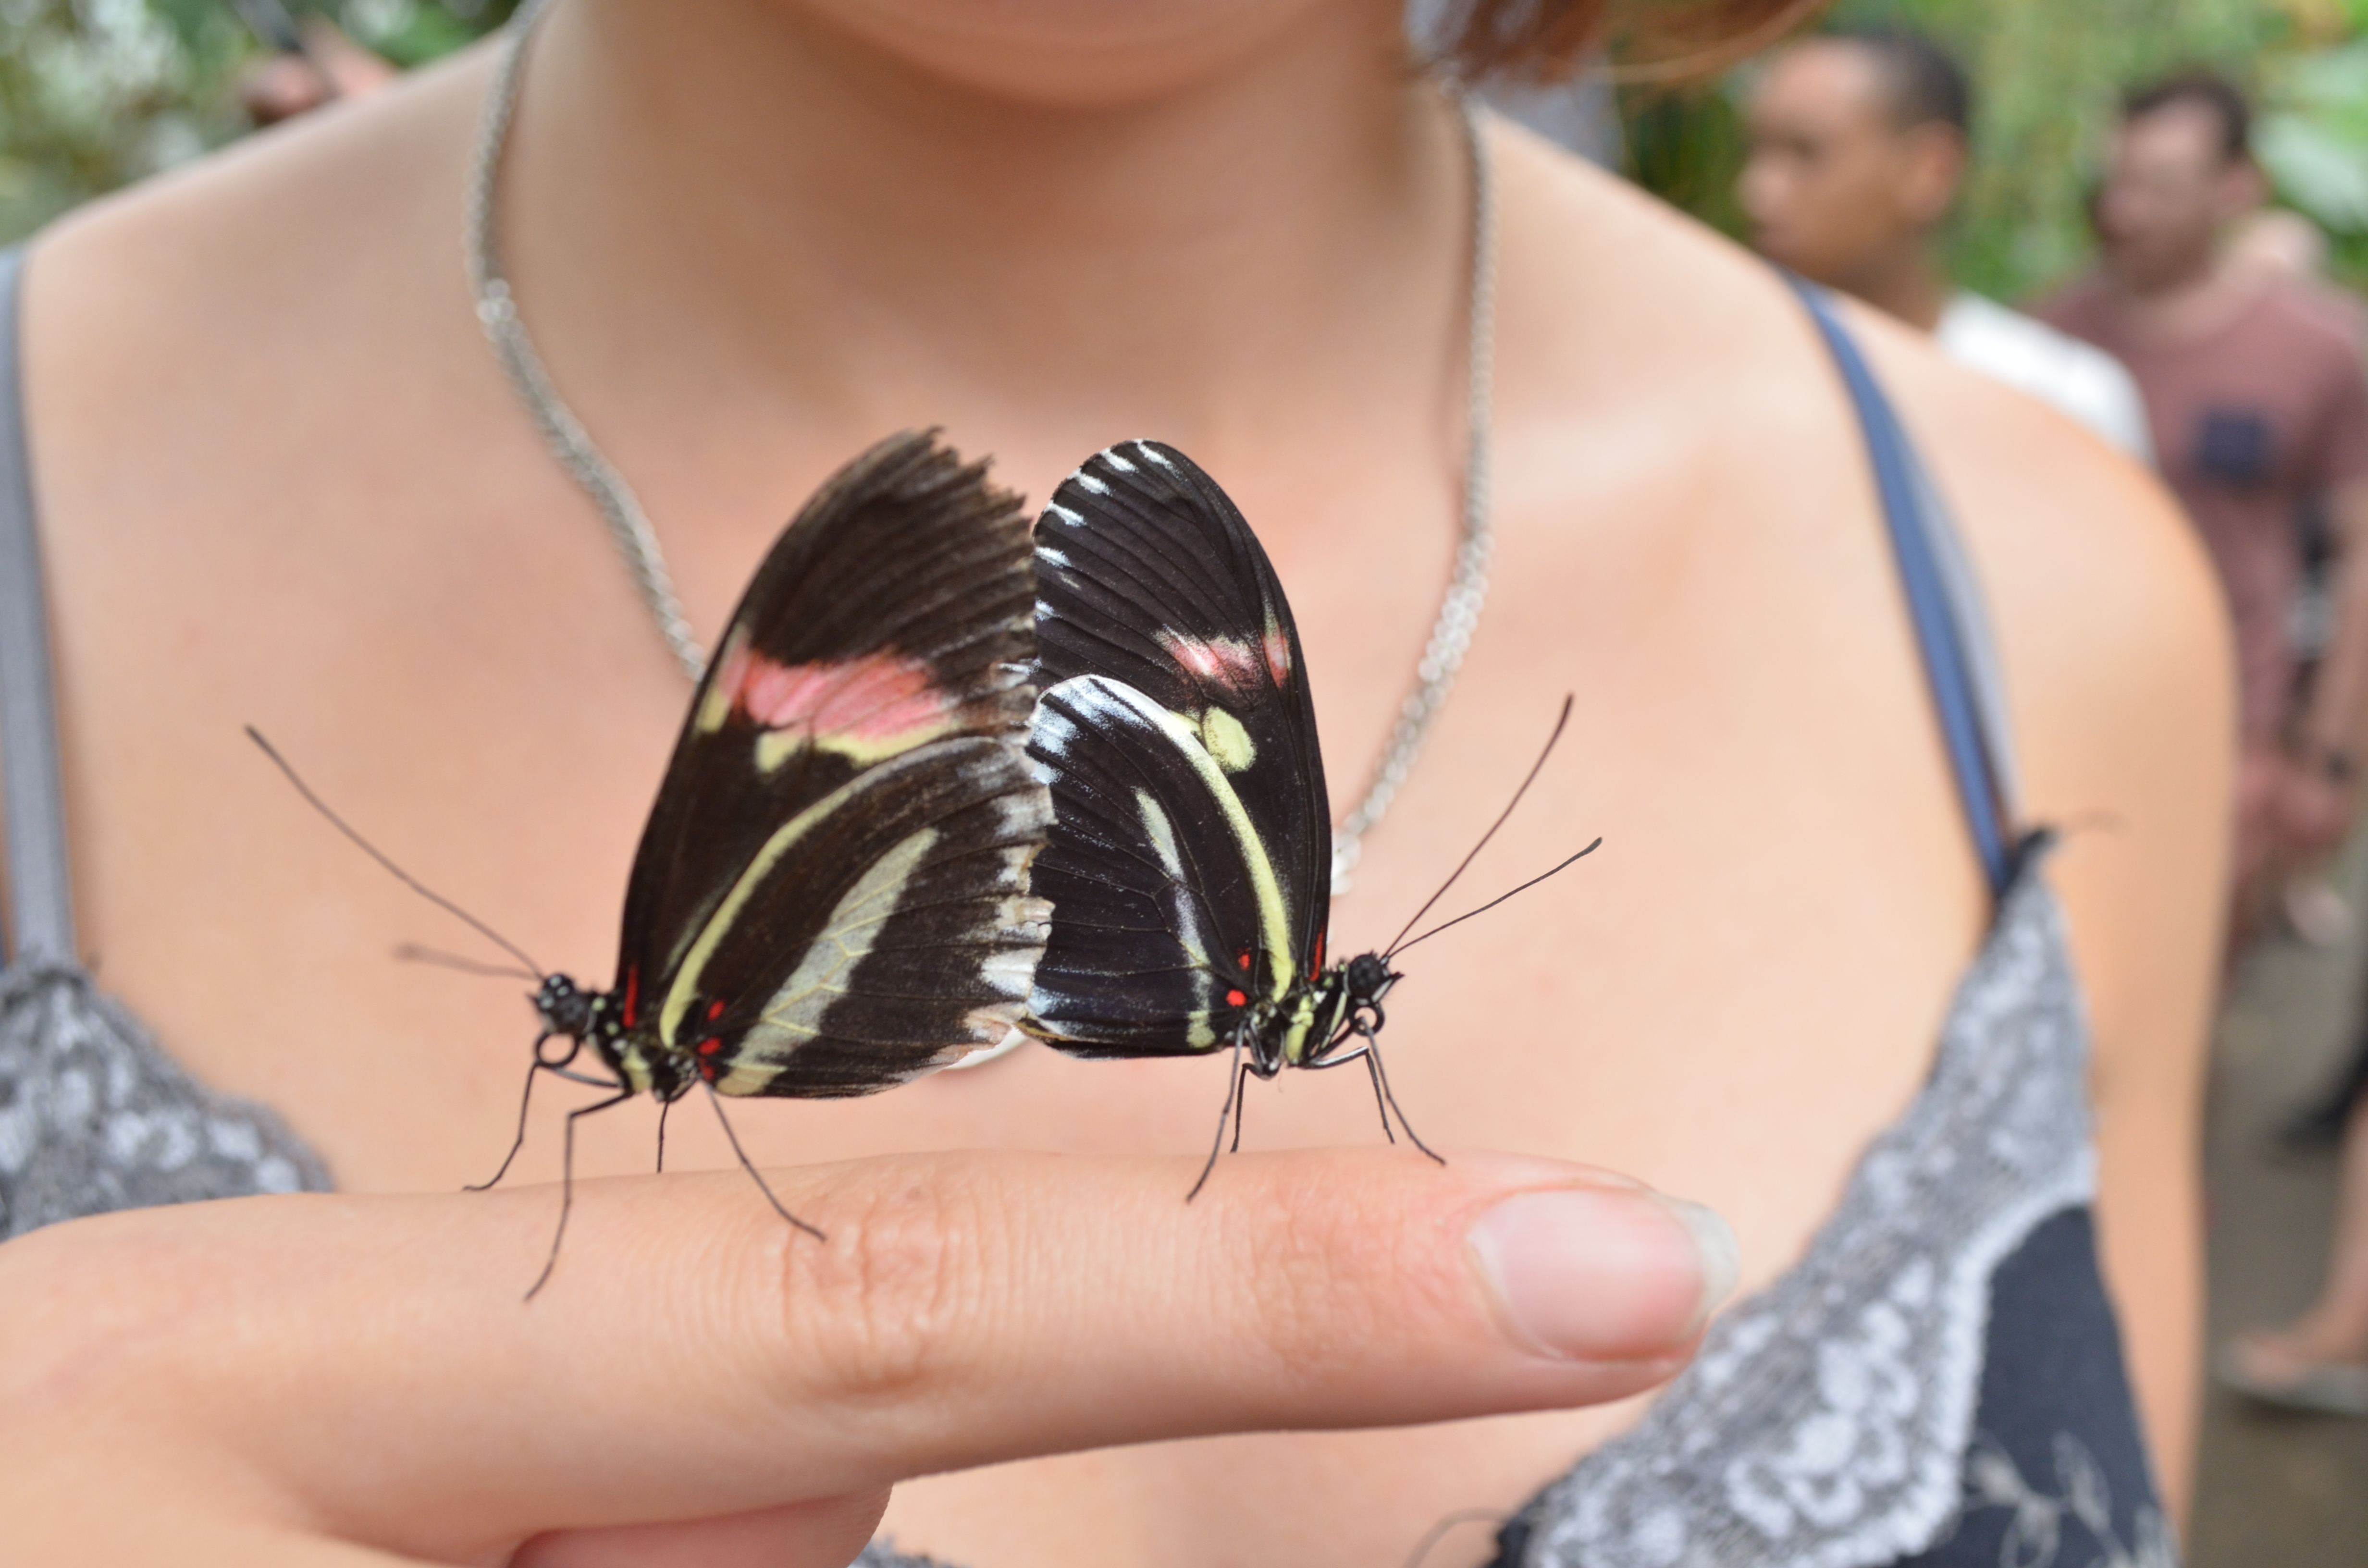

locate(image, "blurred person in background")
(1741, 25), (2153, 459)
(2047, 74), (2368, 1421)
(2227, 205), (2368, 951)
(2218, 207), (2368, 1413)
(228, 1), (396, 125)
(2041, 72), (2368, 952)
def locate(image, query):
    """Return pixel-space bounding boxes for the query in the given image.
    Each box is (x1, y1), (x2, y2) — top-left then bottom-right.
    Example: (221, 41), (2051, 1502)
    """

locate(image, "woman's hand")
(0, 1148), (1733, 1568)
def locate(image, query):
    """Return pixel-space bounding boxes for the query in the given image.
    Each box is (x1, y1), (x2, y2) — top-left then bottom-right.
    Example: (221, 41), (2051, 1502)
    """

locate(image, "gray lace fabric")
(0, 961), (333, 1238)
(1517, 864), (2095, 1568)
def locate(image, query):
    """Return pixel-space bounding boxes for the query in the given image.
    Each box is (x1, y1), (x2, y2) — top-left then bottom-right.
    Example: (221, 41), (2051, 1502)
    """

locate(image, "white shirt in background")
(1935, 291), (2156, 464)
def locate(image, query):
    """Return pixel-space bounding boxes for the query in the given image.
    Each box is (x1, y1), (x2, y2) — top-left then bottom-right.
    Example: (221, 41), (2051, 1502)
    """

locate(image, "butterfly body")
(526, 971), (708, 1105)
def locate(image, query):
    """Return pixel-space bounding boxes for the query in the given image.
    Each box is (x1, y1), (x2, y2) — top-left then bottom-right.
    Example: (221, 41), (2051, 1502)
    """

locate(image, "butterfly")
(1019, 440), (1594, 1194)
(258, 431), (1051, 1295)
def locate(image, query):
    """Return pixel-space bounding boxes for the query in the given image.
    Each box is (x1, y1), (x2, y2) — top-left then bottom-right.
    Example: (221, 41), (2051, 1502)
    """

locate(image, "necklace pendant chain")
(465, 0), (1497, 893)
(466, 0), (705, 682)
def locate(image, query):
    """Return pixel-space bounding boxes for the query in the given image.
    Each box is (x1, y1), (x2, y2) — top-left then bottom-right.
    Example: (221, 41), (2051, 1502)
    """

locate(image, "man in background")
(1740, 25), (2153, 459)
(2042, 72), (2368, 941)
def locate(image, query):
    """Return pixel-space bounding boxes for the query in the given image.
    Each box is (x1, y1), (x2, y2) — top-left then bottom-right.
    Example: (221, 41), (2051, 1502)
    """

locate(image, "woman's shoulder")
(20, 43), (510, 617)
(1499, 118), (2224, 759)
(1496, 123), (2227, 1093)
(26, 42), (494, 415)
(1488, 119), (1832, 445)
(1842, 294), (2229, 783)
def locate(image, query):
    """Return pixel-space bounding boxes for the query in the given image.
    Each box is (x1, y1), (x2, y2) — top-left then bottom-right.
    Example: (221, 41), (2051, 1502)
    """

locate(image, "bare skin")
(13, 0), (2224, 1563)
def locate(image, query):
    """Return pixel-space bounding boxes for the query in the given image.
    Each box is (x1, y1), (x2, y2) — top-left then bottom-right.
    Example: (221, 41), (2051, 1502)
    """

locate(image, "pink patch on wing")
(1156, 630), (1266, 698)
(715, 643), (952, 742)
(1262, 627), (1293, 686)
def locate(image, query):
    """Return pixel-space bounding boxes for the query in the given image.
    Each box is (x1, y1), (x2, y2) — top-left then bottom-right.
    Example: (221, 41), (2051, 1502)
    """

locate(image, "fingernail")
(1466, 1187), (1739, 1360)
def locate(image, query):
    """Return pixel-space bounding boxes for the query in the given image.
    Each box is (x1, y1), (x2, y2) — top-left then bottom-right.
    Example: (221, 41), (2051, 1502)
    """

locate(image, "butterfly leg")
(524, 1084), (639, 1301)
(701, 1084), (828, 1243)
(1357, 1043), (1398, 1146)
(1367, 1045), (1445, 1168)
(1186, 1032), (1250, 1203)
(654, 1097), (672, 1175)
(469, 1033), (577, 1192)
(1304, 1034), (1446, 1168)
(1227, 1055), (1258, 1155)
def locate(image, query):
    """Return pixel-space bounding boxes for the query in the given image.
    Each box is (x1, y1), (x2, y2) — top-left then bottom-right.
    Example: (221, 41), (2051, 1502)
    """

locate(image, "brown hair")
(1438, 0), (1832, 85)
(2122, 68), (2252, 163)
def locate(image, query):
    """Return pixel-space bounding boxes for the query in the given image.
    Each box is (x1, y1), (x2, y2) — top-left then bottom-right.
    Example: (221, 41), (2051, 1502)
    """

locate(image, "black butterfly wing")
(1025, 441), (1330, 1055)
(1024, 675), (1293, 1054)
(614, 431), (1050, 1096)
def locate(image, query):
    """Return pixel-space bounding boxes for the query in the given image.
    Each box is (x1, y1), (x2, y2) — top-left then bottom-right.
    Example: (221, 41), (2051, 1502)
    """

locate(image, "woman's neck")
(498, 0), (1471, 495)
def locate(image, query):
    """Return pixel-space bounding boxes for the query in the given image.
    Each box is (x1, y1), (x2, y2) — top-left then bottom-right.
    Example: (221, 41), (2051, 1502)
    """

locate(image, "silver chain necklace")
(464, 0), (1496, 895)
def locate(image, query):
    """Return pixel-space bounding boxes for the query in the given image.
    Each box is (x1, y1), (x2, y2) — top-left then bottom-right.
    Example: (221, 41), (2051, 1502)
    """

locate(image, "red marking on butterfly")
(1262, 625), (1293, 686)
(716, 639), (951, 743)
(1155, 630), (1267, 700)
(1236, 950), (1252, 971)
(697, 1037), (723, 1056)
(1226, 989), (1248, 1008)
(1312, 932), (1325, 971)
(699, 1058), (718, 1082)
(706, 998), (727, 1021)
(621, 968), (641, 1029)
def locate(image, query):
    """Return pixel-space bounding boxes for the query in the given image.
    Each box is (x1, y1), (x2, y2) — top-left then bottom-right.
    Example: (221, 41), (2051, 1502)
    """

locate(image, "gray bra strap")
(0, 247), (76, 965)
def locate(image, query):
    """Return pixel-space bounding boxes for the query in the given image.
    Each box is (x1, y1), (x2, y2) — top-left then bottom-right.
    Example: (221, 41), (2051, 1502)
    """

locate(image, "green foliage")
(0, 0), (511, 247)
(0, 0), (246, 243)
(2257, 43), (2368, 231)
(2252, 32), (2368, 282)
(1617, 79), (1751, 242)
(341, 0), (514, 69)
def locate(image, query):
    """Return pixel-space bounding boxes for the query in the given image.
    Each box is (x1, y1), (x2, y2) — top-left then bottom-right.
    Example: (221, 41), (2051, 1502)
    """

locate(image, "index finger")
(6, 1147), (1735, 1561)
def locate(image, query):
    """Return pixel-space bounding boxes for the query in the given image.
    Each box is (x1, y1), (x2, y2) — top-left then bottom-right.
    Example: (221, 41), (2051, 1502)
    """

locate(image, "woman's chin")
(775, 0), (1387, 110)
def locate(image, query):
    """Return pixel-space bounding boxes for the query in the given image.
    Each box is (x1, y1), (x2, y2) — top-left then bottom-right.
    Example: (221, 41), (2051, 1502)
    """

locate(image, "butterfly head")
(533, 973), (599, 1043)
(1343, 951), (1398, 1017)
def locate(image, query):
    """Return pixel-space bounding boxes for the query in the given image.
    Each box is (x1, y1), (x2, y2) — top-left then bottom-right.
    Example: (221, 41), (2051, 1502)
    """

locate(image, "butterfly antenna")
(246, 726), (546, 980)
(1383, 696), (1574, 958)
(1389, 838), (1601, 958)
(393, 943), (540, 982)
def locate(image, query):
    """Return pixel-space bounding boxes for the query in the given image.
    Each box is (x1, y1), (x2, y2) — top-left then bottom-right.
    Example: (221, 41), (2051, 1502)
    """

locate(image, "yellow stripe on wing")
(657, 741), (962, 1053)
(1074, 676), (1297, 998)
(714, 827), (940, 1095)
